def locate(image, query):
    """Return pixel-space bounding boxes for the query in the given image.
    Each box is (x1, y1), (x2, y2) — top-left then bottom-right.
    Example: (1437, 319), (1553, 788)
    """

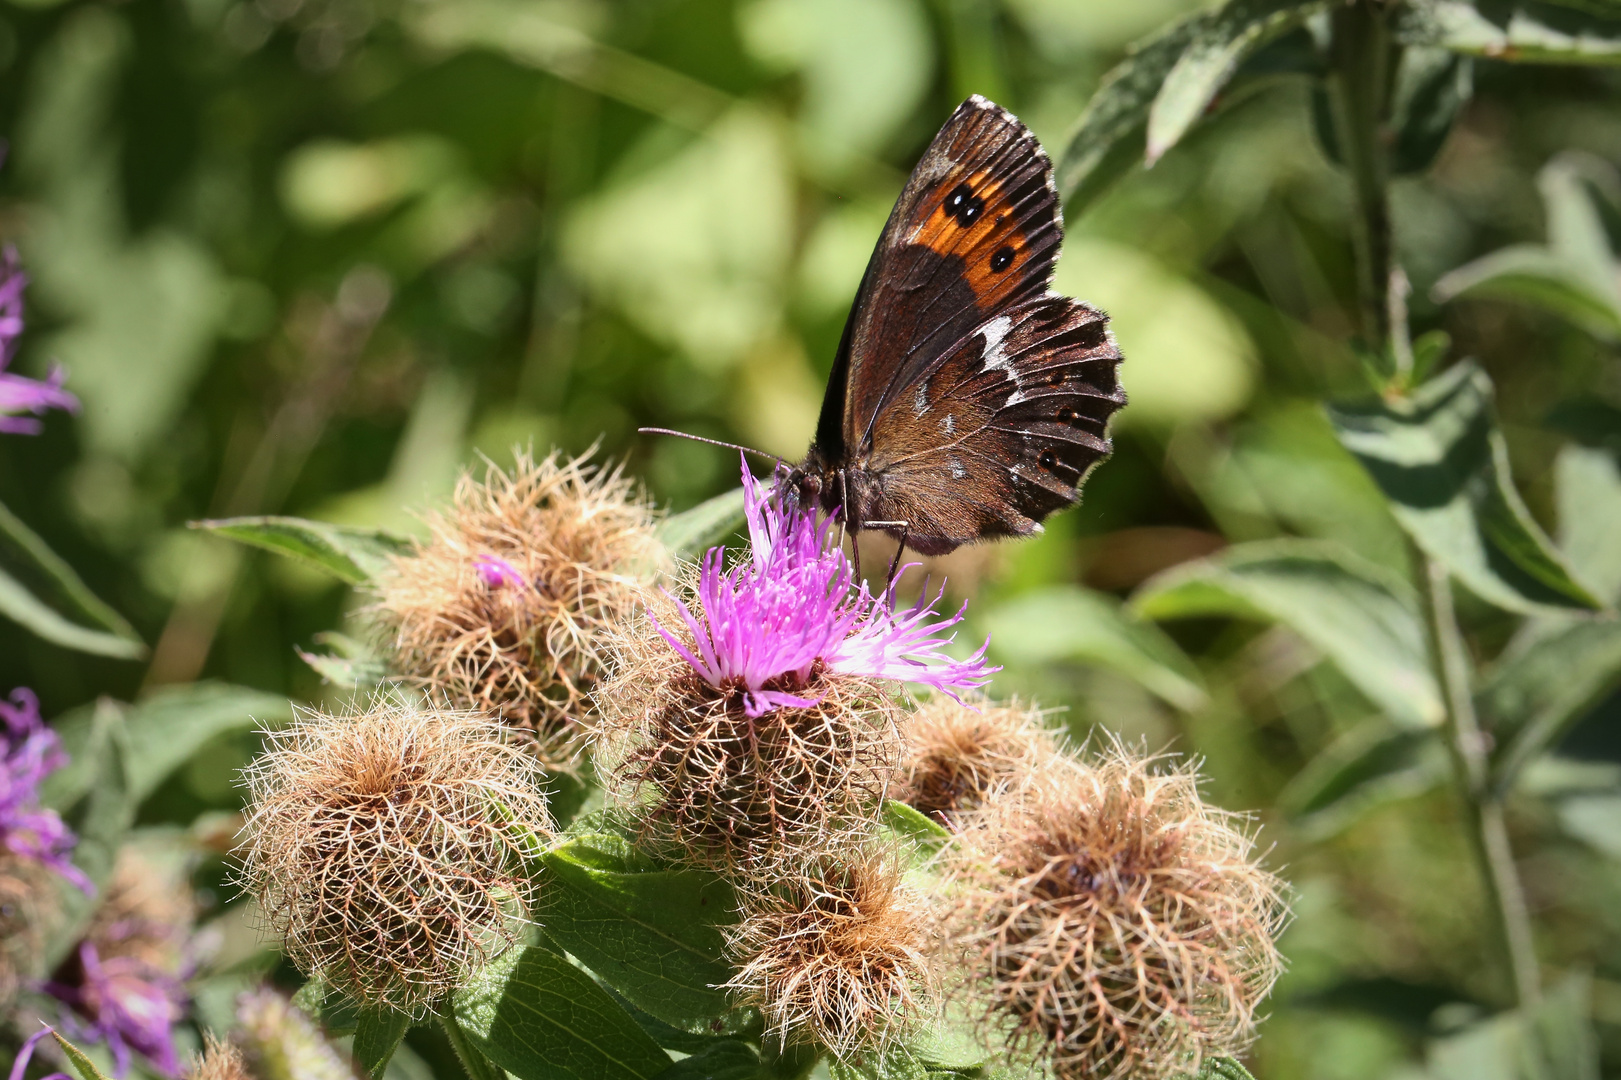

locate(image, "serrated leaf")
(1327, 361), (1605, 614)
(0, 499), (145, 658)
(981, 585), (1207, 711)
(53, 1031), (115, 1080)
(1398, 0), (1621, 65)
(1146, 0), (1329, 163)
(536, 834), (738, 1025)
(193, 515), (415, 585)
(1481, 617), (1621, 794)
(657, 487), (747, 560)
(1278, 724), (1447, 837)
(452, 945), (672, 1080)
(1131, 540), (1442, 728)
(354, 1006), (412, 1079)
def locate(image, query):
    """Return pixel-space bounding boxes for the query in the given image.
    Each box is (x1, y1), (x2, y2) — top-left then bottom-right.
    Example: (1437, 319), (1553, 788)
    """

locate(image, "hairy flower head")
(375, 449), (659, 769)
(0, 246), (78, 435)
(0, 855), (51, 1009)
(238, 704), (552, 1015)
(940, 745), (1289, 1080)
(188, 1036), (253, 1080)
(725, 849), (934, 1061)
(896, 695), (1061, 825)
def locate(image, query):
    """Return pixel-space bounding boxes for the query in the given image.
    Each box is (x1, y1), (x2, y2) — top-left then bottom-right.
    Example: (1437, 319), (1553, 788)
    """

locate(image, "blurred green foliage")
(2, 0), (1621, 1076)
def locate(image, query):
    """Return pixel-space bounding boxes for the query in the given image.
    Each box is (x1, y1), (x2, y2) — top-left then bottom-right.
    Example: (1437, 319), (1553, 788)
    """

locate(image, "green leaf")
(299, 630), (391, 689)
(536, 833), (739, 1025)
(1131, 540), (1443, 728)
(1278, 724), (1447, 837)
(1188, 1060), (1259, 1080)
(192, 515), (416, 585)
(1397, 0), (1621, 65)
(53, 1031), (115, 1080)
(0, 499), (145, 658)
(1554, 444), (1621, 604)
(1146, 0), (1329, 164)
(1390, 49), (1474, 175)
(1327, 361), (1605, 614)
(907, 1015), (989, 1071)
(1556, 790), (1621, 857)
(650, 1041), (760, 1080)
(1481, 617), (1621, 794)
(656, 487), (747, 560)
(880, 799), (951, 856)
(452, 944), (673, 1080)
(1059, 14), (1204, 210)
(1423, 972), (1599, 1080)
(354, 1007), (413, 1079)
(1432, 245), (1621, 340)
(981, 585), (1207, 711)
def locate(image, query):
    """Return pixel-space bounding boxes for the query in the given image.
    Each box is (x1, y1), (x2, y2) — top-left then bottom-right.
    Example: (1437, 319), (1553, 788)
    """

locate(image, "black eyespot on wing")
(944, 183), (984, 226)
(1038, 450), (1057, 470)
(1057, 407), (1079, 423)
(991, 246), (1015, 272)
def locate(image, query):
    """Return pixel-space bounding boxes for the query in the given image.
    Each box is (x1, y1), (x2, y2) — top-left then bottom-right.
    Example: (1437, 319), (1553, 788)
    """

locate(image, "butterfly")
(785, 96), (1126, 562)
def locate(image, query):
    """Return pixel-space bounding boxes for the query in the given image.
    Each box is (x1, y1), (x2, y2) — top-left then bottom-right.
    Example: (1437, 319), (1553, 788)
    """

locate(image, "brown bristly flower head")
(0, 854), (50, 1008)
(374, 448), (660, 769)
(188, 1036), (253, 1080)
(595, 584), (905, 877)
(235, 988), (350, 1080)
(86, 849), (197, 973)
(941, 743), (1289, 1080)
(725, 847), (934, 1061)
(238, 703), (552, 1015)
(895, 695), (1061, 825)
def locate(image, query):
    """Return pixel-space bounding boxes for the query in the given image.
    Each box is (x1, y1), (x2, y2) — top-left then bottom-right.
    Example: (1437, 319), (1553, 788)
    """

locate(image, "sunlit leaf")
(453, 945), (672, 1080)
(656, 487), (748, 560)
(1554, 444), (1621, 603)
(1132, 540), (1442, 728)
(536, 834), (738, 1025)
(0, 499), (145, 658)
(1423, 972), (1598, 1080)
(354, 1007), (412, 1080)
(1278, 724), (1447, 837)
(1398, 0), (1621, 65)
(0, 564), (147, 659)
(648, 1040), (759, 1080)
(982, 585), (1208, 712)
(192, 515), (415, 585)
(1327, 361), (1604, 614)
(881, 799), (951, 856)
(299, 630), (391, 690)
(1146, 0), (1329, 164)
(1432, 245), (1621, 340)
(53, 1031), (114, 1080)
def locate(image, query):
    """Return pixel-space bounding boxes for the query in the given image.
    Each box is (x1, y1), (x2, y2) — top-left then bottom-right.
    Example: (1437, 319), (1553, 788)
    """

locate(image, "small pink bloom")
(474, 553), (528, 590)
(0, 246), (78, 435)
(651, 459), (996, 717)
(0, 687), (90, 894)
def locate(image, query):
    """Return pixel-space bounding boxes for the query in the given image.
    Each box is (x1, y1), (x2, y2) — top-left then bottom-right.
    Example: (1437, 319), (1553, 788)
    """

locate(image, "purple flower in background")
(44, 942), (186, 1079)
(0, 245), (79, 435)
(474, 552), (528, 590)
(651, 458), (995, 717)
(0, 687), (90, 893)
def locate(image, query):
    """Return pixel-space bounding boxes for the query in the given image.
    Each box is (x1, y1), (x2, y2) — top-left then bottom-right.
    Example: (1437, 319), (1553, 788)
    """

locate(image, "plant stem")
(439, 1015), (506, 1080)
(1417, 552), (1541, 1008)
(1328, 0), (1398, 351)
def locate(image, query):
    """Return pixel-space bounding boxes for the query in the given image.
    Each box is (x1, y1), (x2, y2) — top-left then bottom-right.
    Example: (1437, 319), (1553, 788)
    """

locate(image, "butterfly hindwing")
(862, 296), (1124, 553)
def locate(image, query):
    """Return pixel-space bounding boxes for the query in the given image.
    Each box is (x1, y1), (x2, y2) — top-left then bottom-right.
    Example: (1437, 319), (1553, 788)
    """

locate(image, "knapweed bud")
(238, 705), (552, 1014)
(597, 461), (994, 875)
(235, 989), (349, 1080)
(895, 696), (1060, 825)
(375, 450), (659, 768)
(941, 746), (1289, 1080)
(188, 1036), (253, 1080)
(725, 849), (933, 1061)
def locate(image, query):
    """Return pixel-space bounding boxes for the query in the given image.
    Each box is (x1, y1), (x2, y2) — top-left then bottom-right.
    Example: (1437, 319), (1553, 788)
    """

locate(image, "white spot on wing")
(979, 316), (1014, 371)
(949, 456), (967, 479)
(913, 381), (929, 416)
(941, 414), (956, 435)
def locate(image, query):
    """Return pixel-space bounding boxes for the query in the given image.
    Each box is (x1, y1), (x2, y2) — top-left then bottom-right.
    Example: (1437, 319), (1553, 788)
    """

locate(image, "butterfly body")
(786, 96), (1127, 557)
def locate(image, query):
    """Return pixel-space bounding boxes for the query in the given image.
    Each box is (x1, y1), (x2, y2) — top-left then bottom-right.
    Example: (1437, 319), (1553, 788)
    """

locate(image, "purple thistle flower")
(474, 552), (528, 590)
(0, 245), (79, 436)
(7, 1027), (73, 1080)
(44, 942), (186, 1079)
(651, 459), (996, 717)
(0, 688), (90, 894)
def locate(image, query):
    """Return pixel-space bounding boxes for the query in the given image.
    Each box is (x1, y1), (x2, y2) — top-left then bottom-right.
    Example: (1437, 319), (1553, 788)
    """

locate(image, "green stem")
(439, 1015), (505, 1080)
(1417, 552), (1541, 1008)
(1328, 0), (1398, 352)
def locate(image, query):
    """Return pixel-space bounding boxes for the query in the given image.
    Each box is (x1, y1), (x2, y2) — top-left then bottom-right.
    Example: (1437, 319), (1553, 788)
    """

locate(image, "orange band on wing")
(906, 170), (1030, 310)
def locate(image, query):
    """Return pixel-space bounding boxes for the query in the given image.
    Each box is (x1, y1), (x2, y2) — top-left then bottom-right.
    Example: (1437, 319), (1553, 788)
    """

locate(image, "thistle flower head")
(725, 849), (934, 1060)
(653, 461), (994, 717)
(188, 1036), (252, 1080)
(1, 687), (90, 893)
(238, 704), (552, 1015)
(235, 988), (350, 1080)
(0, 246), (79, 435)
(941, 745), (1289, 1080)
(375, 449), (659, 769)
(895, 696), (1061, 825)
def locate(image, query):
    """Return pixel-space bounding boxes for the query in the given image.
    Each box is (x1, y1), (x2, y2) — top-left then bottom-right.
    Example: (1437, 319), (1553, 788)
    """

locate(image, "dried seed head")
(188, 1036), (253, 1080)
(86, 850), (197, 973)
(726, 849), (934, 1060)
(942, 744), (1289, 1080)
(895, 696), (1061, 825)
(236, 988), (350, 1080)
(239, 705), (552, 1015)
(596, 588), (904, 876)
(374, 449), (660, 769)
(0, 854), (50, 1008)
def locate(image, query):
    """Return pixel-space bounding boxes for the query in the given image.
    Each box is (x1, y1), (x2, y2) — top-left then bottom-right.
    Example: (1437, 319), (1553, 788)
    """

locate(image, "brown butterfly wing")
(862, 297), (1124, 554)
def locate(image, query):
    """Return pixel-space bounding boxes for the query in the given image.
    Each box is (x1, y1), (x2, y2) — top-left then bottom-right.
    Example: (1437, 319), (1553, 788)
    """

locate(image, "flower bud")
(235, 989), (349, 1080)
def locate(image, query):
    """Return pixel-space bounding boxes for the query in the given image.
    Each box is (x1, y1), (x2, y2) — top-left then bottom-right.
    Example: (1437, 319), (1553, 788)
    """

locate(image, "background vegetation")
(1, 0), (1620, 1076)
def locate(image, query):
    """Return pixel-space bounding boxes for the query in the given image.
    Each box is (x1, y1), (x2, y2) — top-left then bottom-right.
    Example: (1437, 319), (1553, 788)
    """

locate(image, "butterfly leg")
(864, 521), (911, 589)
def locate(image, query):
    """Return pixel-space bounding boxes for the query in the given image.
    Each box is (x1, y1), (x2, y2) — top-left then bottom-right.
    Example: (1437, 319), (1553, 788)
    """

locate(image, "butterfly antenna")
(638, 428), (782, 467)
